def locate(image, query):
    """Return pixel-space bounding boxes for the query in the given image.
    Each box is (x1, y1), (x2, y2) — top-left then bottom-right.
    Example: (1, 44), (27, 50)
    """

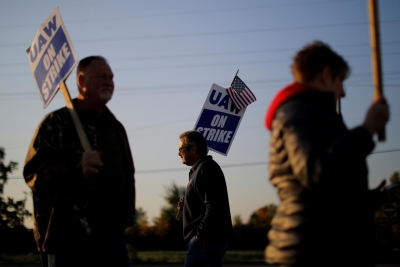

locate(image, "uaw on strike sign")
(194, 84), (246, 156)
(27, 7), (77, 108)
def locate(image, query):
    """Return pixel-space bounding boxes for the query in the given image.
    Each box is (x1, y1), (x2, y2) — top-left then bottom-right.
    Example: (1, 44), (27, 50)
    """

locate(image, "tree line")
(0, 147), (276, 253)
(1, 146), (399, 255)
(125, 182), (277, 253)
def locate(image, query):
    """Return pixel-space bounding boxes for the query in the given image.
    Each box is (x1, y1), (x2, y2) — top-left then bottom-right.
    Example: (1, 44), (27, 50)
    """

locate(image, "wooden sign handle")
(60, 81), (92, 152)
(368, 0), (386, 141)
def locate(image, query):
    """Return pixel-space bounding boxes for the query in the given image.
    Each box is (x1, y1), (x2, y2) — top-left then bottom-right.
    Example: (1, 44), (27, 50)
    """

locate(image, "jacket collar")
(190, 155), (212, 173)
(72, 98), (116, 122)
(265, 82), (320, 131)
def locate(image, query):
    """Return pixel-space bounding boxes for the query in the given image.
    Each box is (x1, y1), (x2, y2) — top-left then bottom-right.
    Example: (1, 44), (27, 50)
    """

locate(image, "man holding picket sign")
(24, 8), (135, 267)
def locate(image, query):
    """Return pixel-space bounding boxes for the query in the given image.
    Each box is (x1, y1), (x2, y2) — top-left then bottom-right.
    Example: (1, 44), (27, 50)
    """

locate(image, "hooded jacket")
(264, 83), (378, 266)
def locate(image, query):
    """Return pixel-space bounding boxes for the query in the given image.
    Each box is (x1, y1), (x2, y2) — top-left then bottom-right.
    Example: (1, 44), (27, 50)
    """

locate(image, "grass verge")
(131, 250), (265, 264)
(0, 250), (265, 264)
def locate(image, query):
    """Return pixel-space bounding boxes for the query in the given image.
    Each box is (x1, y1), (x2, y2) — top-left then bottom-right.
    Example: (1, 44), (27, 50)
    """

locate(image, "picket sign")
(27, 7), (91, 151)
(194, 83), (246, 156)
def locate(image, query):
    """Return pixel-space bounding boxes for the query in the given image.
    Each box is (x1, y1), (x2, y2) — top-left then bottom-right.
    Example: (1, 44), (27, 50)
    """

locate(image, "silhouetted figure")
(177, 130), (234, 267)
(24, 56), (135, 267)
(264, 41), (389, 267)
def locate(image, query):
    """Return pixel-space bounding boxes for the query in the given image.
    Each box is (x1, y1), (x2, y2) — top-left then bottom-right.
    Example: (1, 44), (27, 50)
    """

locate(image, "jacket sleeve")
(272, 99), (375, 191)
(23, 112), (82, 194)
(118, 126), (136, 228)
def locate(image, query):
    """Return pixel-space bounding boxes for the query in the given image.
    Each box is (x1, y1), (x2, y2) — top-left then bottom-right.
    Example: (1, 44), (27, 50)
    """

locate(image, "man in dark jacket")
(264, 41), (389, 266)
(177, 130), (234, 267)
(24, 56), (135, 267)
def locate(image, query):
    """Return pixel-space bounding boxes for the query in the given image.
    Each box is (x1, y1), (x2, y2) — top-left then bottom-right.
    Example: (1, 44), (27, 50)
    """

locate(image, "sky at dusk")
(1, 0), (399, 229)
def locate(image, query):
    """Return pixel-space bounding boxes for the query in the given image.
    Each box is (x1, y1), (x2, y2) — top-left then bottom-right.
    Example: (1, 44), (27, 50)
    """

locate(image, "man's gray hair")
(179, 130), (208, 156)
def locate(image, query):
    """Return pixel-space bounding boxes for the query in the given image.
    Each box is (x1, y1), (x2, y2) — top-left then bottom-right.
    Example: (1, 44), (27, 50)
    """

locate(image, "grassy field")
(134, 250), (265, 264)
(0, 250), (265, 264)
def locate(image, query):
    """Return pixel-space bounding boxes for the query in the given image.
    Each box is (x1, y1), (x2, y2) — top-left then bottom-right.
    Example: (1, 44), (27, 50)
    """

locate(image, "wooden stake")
(59, 81), (92, 152)
(368, 0), (386, 141)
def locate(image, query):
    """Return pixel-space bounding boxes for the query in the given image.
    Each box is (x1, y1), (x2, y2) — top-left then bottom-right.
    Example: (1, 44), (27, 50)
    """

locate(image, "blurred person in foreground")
(177, 130), (234, 267)
(264, 41), (389, 267)
(24, 56), (135, 267)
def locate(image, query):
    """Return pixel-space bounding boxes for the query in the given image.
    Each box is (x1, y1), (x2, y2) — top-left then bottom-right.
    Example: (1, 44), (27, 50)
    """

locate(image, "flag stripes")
(226, 76), (256, 110)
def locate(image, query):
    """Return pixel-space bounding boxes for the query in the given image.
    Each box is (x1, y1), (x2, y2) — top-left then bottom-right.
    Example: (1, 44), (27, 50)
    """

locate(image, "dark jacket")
(183, 155), (233, 243)
(264, 83), (378, 266)
(23, 100), (135, 253)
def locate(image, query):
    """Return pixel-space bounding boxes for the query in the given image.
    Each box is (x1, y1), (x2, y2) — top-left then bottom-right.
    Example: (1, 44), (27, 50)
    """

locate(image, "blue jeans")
(184, 236), (229, 267)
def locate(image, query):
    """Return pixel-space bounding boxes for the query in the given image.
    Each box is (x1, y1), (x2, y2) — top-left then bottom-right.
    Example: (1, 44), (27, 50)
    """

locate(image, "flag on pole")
(226, 75), (256, 110)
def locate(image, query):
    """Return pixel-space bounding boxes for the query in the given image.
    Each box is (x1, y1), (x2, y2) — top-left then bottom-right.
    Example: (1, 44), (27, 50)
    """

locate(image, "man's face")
(178, 138), (196, 166)
(80, 60), (114, 105)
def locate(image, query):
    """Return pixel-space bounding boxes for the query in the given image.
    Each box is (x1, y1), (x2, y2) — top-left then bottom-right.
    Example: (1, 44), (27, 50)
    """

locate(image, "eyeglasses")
(178, 146), (192, 152)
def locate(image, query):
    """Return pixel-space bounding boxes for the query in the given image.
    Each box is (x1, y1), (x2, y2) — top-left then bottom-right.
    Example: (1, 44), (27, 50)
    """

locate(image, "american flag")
(226, 76), (256, 110)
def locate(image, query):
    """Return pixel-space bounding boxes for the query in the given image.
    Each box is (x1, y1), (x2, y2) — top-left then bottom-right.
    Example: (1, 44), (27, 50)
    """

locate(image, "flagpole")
(231, 69), (239, 86)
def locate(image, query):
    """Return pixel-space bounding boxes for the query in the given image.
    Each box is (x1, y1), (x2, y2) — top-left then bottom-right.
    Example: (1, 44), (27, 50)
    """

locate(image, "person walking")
(177, 130), (234, 267)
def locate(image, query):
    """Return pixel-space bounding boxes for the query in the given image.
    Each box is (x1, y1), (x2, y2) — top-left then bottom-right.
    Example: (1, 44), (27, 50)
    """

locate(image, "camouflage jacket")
(23, 100), (135, 253)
